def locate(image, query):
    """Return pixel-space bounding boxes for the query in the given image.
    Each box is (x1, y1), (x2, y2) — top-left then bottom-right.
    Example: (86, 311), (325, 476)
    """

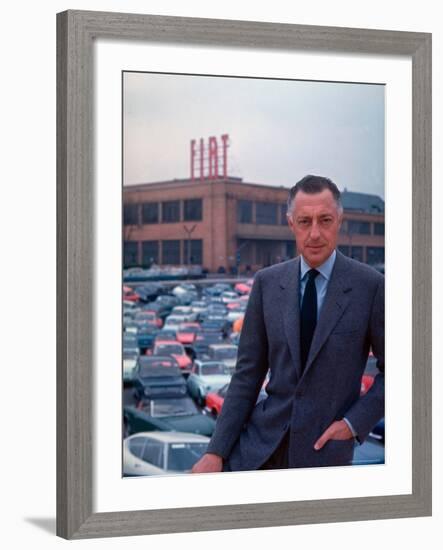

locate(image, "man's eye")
(321, 218), (332, 224)
(298, 220), (309, 226)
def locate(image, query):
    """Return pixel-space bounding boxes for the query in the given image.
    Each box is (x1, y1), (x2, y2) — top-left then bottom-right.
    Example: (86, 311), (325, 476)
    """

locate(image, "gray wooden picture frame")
(57, 9), (432, 540)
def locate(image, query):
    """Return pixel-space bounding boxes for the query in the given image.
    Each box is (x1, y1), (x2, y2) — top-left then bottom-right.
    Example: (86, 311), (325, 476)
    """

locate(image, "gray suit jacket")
(206, 250), (385, 470)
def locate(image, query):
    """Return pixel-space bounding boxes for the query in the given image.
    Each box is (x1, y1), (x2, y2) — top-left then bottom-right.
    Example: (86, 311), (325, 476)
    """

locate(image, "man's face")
(287, 189), (342, 268)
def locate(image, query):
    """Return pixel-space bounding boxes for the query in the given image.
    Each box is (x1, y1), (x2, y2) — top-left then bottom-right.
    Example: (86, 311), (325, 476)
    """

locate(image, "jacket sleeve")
(344, 276), (385, 443)
(206, 271), (269, 459)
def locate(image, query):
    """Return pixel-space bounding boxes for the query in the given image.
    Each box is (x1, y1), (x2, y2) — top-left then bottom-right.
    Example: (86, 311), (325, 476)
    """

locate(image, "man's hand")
(314, 420), (353, 451)
(191, 453), (223, 473)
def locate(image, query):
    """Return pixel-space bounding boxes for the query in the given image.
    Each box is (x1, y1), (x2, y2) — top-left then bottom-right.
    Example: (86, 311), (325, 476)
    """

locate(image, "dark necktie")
(300, 269), (319, 370)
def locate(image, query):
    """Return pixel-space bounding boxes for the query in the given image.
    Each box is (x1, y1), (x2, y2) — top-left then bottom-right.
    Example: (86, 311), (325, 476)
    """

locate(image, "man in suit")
(192, 175), (384, 472)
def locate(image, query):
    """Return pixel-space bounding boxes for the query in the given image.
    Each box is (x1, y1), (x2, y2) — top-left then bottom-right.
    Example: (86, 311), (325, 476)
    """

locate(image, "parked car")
(123, 285), (140, 302)
(123, 349), (138, 383)
(176, 323), (201, 345)
(205, 383), (267, 417)
(132, 358), (184, 401)
(134, 310), (162, 328)
(207, 343), (238, 370)
(163, 314), (193, 331)
(187, 361), (232, 406)
(352, 439), (384, 465)
(133, 283), (163, 302)
(123, 431), (209, 476)
(124, 396), (215, 436)
(234, 282), (251, 295)
(171, 283), (198, 297)
(190, 300), (209, 315)
(136, 326), (159, 353)
(153, 329), (178, 344)
(149, 341), (193, 372)
(220, 291), (240, 303)
(123, 333), (139, 352)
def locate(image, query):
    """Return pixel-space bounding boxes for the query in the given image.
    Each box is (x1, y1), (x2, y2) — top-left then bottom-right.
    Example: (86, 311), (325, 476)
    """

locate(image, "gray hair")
(287, 175), (343, 216)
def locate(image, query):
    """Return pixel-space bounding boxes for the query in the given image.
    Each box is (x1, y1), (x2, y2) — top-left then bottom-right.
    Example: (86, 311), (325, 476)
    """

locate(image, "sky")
(123, 71), (385, 199)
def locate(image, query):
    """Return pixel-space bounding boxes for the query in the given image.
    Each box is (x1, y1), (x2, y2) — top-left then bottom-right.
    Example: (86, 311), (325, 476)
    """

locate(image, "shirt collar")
(300, 249), (337, 281)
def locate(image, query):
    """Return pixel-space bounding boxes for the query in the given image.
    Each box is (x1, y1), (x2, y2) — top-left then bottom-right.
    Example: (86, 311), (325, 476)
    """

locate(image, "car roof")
(209, 344), (237, 349)
(127, 431), (209, 443)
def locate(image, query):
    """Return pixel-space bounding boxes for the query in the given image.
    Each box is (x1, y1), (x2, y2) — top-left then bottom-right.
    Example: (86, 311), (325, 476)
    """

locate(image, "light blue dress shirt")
(299, 249), (357, 440)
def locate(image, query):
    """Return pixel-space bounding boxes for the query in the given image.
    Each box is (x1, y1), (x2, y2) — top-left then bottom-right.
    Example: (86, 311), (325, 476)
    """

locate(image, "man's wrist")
(343, 417), (359, 442)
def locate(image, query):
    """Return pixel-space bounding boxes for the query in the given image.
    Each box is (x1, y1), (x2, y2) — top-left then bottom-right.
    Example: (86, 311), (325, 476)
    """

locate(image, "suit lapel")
(302, 251), (353, 377)
(281, 257), (303, 379)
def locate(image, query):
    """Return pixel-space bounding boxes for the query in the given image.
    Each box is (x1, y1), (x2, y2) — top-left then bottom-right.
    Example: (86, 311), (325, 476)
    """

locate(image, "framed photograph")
(57, 10), (431, 539)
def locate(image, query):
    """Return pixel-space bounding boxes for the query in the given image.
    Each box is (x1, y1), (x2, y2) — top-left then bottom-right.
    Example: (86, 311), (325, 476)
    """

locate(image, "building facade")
(123, 177), (384, 273)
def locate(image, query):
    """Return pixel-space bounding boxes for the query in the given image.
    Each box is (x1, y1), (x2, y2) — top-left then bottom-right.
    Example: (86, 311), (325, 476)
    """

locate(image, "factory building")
(123, 176), (384, 273)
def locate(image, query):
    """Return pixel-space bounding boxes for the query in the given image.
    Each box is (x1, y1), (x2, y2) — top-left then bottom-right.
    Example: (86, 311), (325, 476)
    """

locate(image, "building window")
(338, 245), (363, 262)
(162, 201), (180, 223)
(374, 222), (385, 236)
(162, 240), (181, 265)
(141, 202), (159, 224)
(285, 240), (295, 259)
(350, 246), (364, 262)
(367, 247), (385, 265)
(123, 204), (139, 225)
(347, 220), (370, 235)
(183, 239), (203, 264)
(124, 241), (138, 267)
(237, 200), (253, 223)
(142, 241), (159, 266)
(184, 199), (202, 221)
(280, 204), (288, 225)
(339, 220), (348, 234)
(256, 202), (278, 225)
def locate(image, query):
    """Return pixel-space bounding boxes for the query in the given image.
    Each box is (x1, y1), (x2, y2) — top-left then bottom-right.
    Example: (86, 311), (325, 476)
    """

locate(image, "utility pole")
(183, 224), (196, 266)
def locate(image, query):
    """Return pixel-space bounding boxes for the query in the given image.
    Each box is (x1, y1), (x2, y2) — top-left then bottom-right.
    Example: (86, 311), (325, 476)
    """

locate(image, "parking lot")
(122, 276), (385, 476)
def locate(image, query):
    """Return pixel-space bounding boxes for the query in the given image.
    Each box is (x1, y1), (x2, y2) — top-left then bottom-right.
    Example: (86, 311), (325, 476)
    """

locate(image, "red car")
(176, 322), (201, 345)
(360, 374), (375, 395)
(234, 282), (251, 295)
(123, 285), (140, 302)
(147, 340), (193, 371)
(134, 310), (163, 328)
(205, 384), (229, 417)
(206, 382), (268, 417)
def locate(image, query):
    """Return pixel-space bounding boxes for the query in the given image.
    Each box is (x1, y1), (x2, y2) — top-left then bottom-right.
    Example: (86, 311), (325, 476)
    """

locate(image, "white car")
(207, 343), (238, 371)
(171, 284), (197, 297)
(187, 361), (232, 405)
(123, 350), (138, 382)
(123, 432), (209, 476)
(170, 306), (198, 321)
(164, 314), (192, 331)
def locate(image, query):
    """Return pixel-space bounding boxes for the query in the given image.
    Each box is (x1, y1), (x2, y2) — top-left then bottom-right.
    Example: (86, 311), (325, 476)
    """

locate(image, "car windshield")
(136, 312), (156, 320)
(167, 442), (208, 471)
(141, 398), (198, 417)
(156, 344), (183, 355)
(213, 348), (237, 359)
(179, 326), (200, 333)
(201, 363), (229, 375)
(139, 362), (176, 375)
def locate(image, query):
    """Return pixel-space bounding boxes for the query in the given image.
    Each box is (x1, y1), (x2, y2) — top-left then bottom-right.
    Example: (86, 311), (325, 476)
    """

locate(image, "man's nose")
(309, 221), (321, 239)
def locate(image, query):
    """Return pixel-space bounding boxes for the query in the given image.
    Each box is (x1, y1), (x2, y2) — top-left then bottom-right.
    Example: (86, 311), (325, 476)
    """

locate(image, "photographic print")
(122, 71), (385, 477)
(57, 10), (431, 538)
